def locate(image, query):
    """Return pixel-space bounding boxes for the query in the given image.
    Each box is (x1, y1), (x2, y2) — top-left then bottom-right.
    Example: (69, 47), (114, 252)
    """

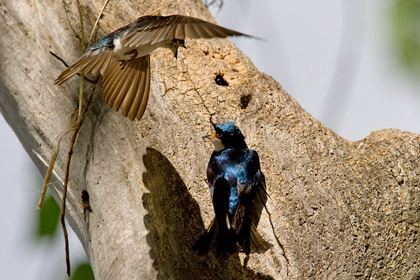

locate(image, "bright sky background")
(1, 0), (419, 279)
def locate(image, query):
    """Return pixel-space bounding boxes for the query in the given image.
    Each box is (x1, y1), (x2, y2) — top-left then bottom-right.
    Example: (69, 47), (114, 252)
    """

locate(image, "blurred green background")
(37, 194), (94, 280)
(391, 0), (420, 76)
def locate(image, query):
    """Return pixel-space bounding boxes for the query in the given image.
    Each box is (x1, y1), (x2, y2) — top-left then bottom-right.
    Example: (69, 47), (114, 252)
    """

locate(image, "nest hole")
(81, 190), (92, 212)
(240, 94), (252, 109)
(215, 73), (228, 86)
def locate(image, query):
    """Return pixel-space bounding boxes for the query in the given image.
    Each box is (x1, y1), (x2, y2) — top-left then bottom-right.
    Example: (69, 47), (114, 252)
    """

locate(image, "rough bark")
(1, 0), (419, 279)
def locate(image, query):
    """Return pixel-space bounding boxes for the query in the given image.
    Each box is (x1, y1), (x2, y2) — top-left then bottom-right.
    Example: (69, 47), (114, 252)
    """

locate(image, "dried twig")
(261, 196), (290, 275)
(203, 0), (223, 10)
(75, 0), (86, 51)
(50, 51), (70, 68)
(37, 131), (67, 209)
(61, 82), (97, 276)
(88, 0), (111, 45)
(56, 2), (107, 276)
(76, 0), (86, 119)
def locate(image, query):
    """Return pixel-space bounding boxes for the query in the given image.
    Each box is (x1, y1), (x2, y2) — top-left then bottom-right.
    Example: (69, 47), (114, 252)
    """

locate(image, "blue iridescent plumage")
(87, 33), (120, 51)
(217, 121), (236, 132)
(193, 121), (271, 255)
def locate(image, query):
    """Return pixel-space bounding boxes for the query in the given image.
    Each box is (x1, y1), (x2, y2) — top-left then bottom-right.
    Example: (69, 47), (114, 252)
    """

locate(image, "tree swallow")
(194, 121), (271, 255)
(55, 15), (252, 120)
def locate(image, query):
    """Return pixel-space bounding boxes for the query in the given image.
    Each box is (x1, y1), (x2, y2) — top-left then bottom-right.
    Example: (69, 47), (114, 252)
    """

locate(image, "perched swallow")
(55, 15), (252, 120)
(193, 121), (271, 255)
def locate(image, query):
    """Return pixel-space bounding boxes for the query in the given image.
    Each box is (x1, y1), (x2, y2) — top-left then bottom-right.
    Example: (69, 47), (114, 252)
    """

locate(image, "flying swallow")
(55, 15), (252, 120)
(193, 121), (271, 255)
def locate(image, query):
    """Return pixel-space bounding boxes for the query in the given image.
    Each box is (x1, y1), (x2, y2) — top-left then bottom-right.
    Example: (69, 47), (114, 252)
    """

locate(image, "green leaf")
(38, 194), (60, 237)
(390, 0), (420, 74)
(70, 263), (95, 280)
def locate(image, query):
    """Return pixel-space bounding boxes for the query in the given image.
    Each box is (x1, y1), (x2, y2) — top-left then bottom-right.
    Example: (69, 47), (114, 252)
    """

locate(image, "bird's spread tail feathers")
(192, 217), (218, 255)
(236, 218), (272, 254)
(249, 223), (272, 253)
(193, 217), (236, 255)
(193, 217), (271, 255)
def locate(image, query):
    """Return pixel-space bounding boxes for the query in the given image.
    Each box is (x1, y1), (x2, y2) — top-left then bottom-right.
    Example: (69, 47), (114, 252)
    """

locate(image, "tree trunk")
(1, 0), (419, 279)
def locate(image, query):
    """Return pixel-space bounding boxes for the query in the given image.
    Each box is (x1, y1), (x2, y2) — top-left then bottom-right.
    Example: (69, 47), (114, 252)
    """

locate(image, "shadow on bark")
(142, 147), (274, 279)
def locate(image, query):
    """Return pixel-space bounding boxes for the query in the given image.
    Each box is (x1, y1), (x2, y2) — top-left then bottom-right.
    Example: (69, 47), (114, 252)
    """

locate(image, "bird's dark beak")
(204, 117), (218, 139)
(203, 131), (217, 140)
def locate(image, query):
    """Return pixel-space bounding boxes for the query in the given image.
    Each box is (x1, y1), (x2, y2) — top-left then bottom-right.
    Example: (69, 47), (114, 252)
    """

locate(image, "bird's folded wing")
(54, 50), (113, 85)
(122, 15), (251, 48)
(238, 150), (261, 196)
(102, 55), (150, 120)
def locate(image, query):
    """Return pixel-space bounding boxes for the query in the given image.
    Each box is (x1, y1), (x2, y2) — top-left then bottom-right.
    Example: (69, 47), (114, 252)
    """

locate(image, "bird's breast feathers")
(211, 149), (260, 191)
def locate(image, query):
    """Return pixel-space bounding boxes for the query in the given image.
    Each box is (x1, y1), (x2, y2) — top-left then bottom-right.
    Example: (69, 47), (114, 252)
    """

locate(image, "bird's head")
(204, 120), (247, 151)
(169, 39), (187, 59)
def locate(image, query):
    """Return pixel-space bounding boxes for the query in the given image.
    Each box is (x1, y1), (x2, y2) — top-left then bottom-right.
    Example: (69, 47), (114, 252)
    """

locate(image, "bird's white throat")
(210, 138), (225, 152)
(113, 38), (132, 60)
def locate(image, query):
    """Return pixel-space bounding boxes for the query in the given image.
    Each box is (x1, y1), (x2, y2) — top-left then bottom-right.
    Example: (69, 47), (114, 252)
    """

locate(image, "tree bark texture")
(0, 0), (419, 279)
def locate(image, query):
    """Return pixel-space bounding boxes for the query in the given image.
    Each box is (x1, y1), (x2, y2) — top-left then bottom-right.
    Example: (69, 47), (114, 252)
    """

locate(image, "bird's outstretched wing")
(55, 15), (252, 121)
(122, 15), (252, 47)
(102, 55), (150, 120)
(55, 52), (150, 121)
(54, 50), (114, 85)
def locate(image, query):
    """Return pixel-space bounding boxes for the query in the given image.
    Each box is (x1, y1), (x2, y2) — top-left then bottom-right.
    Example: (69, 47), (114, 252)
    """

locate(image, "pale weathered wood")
(0, 0), (419, 279)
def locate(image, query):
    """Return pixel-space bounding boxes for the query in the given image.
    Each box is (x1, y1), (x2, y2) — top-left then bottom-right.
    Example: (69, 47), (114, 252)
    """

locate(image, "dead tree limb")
(0, 0), (419, 279)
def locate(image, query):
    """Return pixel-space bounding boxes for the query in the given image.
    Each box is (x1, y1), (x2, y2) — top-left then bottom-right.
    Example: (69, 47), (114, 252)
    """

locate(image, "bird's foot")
(126, 49), (138, 61)
(119, 50), (138, 69)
